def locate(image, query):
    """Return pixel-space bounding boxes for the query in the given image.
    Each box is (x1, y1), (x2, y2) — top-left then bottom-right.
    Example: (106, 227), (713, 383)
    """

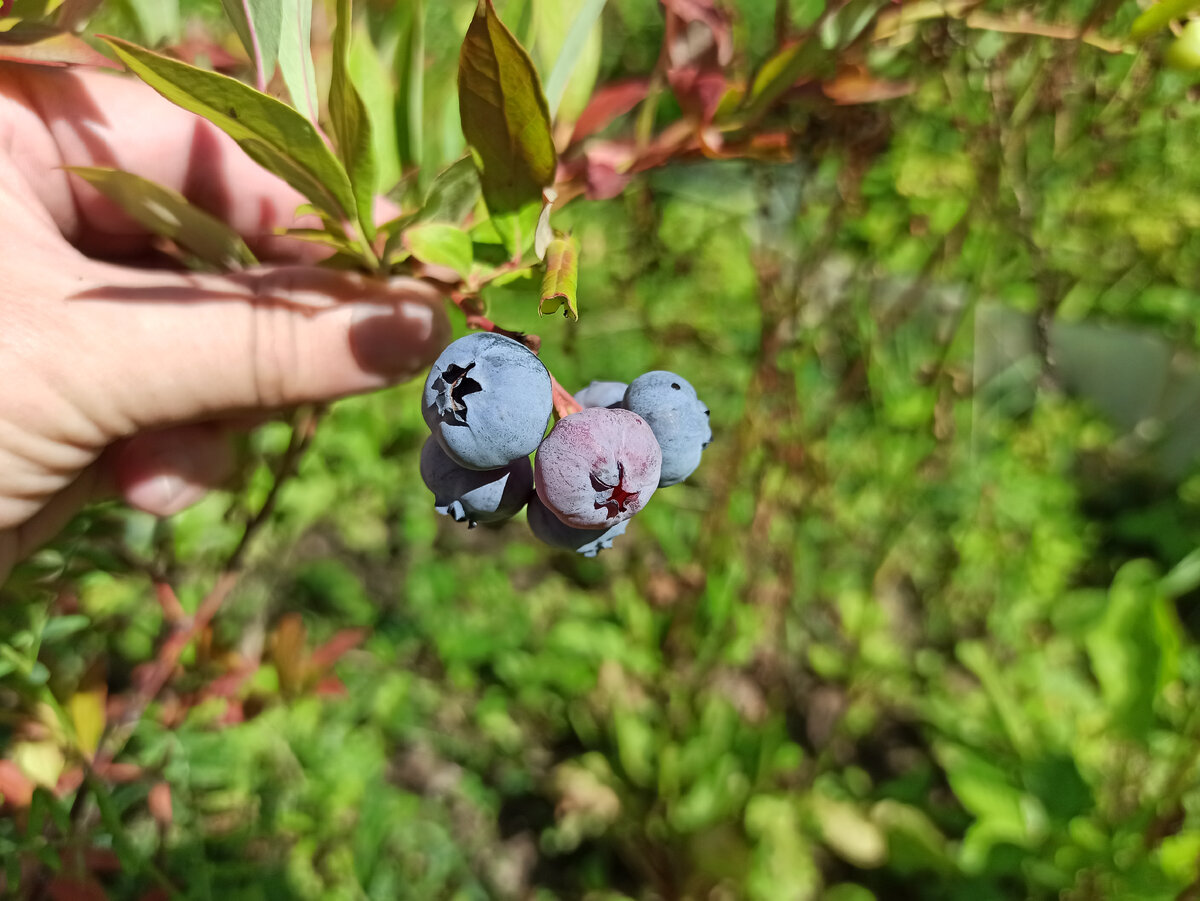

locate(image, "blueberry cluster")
(419, 333), (711, 555)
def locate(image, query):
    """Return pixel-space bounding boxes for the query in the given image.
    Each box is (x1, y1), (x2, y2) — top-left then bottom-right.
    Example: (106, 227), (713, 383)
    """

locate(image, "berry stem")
(551, 375), (583, 419)
(451, 291), (541, 352)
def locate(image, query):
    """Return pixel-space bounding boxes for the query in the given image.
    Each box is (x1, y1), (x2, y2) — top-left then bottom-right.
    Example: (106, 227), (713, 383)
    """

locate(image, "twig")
(97, 405), (324, 763)
(226, 404), (323, 571)
(99, 572), (238, 760)
(965, 11), (1127, 54)
(551, 376), (583, 419)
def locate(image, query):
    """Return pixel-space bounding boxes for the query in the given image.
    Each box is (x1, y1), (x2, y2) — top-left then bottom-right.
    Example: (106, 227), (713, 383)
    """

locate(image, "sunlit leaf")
(540, 0), (606, 121)
(0, 20), (115, 67)
(68, 166), (257, 269)
(458, 0), (556, 252)
(405, 223), (473, 279)
(122, 0), (180, 46)
(330, 0), (377, 241)
(419, 156), (482, 225)
(278, 0), (318, 121)
(13, 741), (64, 790)
(101, 37), (355, 223)
(219, 0), (282, 90)
(540, 233), (578, 320)
(1086, 559), (1181, 741)
(68, 685), (106, 758)
(1131, 0), (1200, 40)
(349, 17), (400, 194)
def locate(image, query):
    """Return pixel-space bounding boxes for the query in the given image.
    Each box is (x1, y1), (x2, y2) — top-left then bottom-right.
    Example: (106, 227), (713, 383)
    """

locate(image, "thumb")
(64, 263), (450, 435)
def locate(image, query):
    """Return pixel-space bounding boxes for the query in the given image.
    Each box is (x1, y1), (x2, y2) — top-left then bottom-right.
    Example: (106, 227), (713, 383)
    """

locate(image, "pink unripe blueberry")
(534, 407), (662, 529)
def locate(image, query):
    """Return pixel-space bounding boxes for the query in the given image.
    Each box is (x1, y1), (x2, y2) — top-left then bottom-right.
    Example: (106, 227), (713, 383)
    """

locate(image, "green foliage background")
(6, 0), (1200, 899)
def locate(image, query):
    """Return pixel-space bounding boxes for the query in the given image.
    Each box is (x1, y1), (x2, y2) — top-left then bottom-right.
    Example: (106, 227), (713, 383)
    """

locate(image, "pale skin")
(0, 63), (451, 583)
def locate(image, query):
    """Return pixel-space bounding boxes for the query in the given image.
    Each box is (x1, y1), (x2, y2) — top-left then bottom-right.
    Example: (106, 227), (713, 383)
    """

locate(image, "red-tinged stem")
(552, 375), (583, 419)
(154, 583), (185, 625)
(451, 292), (541, 352)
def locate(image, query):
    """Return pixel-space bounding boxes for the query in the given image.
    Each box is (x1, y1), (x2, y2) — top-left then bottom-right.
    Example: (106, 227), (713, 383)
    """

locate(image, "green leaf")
(418, 156), (482, 225)
(55, 0), (106, 32)
(38, 614), (91, 644)
(540, 0), (606, 121)
(120, 0), (180, 46)
(1086, 559), (1181, 741)
(68, 167), (257, 269)
(1131, 0), (1200, 40)
(218, 0), (282, 91)
(738, 39), (830, 123)
(349, 18), (401, 194)
(935, 743), (1041, 873)
(540, 234), (579, 320)
(330, 0), (377, 241)
(811, 795), (887, 869)
(458, 0), (556, 251)
(100, 37), (355, 223)
(393, 0), (426, 178)
(490, 196), (542, 259)
(278, 0), (319, 121)
(0, 21), (115, 68)
(870, 800), (952, 875)
(90, 774), (140, 873)
(404, 223), (473, 279)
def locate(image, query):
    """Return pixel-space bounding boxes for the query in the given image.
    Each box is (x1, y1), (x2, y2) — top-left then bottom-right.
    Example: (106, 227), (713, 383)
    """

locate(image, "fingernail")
(350, 301), (441, 380)
(125, 473), (205, 516)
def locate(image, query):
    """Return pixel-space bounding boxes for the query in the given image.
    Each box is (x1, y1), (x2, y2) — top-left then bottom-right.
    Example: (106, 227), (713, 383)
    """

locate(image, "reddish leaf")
(56, 767), (84, 796)
(148, 781), (172, 826)
(0, 760), (34, 807)
(314, 676), (348, 697)
(218, 700), (245, 725)
(0, 23), (117, 69)
(203, 666), (256, 701)
(667, 66), (727, 124)
(83, 848), (121, 873)
(94, 761), (142, 783)
(164, 30), (242, 71)
(661, 0), (732, 66)
(309, 628), (368, 672)
(47, 878), (108, 901)
(270, 613), (309, 694)
(570, 79), (650, 144)
(823, 67), (914, 105)
(568, 143), (637, 200)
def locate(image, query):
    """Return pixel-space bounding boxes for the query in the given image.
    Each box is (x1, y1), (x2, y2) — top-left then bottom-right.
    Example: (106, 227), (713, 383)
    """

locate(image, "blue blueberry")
(622, 371), (711, 487)
(527, 493), (628, 556)
(423, 332), (553, 470)
(574, 380), (628, 409)
(419, 437), (533, 527)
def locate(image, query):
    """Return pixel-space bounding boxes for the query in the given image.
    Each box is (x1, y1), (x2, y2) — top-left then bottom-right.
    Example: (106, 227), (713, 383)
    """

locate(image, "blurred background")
(5, 0), (1200, 898)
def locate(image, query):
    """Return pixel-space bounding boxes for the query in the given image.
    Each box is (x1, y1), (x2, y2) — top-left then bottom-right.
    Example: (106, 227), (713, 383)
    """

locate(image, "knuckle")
(248, 302), (305, 409)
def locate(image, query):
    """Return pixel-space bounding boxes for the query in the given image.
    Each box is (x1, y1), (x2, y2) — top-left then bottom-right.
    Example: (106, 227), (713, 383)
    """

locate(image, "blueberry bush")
(4, 0), (1200, 899)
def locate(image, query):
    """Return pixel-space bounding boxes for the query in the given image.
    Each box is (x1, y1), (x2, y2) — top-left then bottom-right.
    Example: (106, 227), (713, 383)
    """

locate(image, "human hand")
(0, 64), (450, 583)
